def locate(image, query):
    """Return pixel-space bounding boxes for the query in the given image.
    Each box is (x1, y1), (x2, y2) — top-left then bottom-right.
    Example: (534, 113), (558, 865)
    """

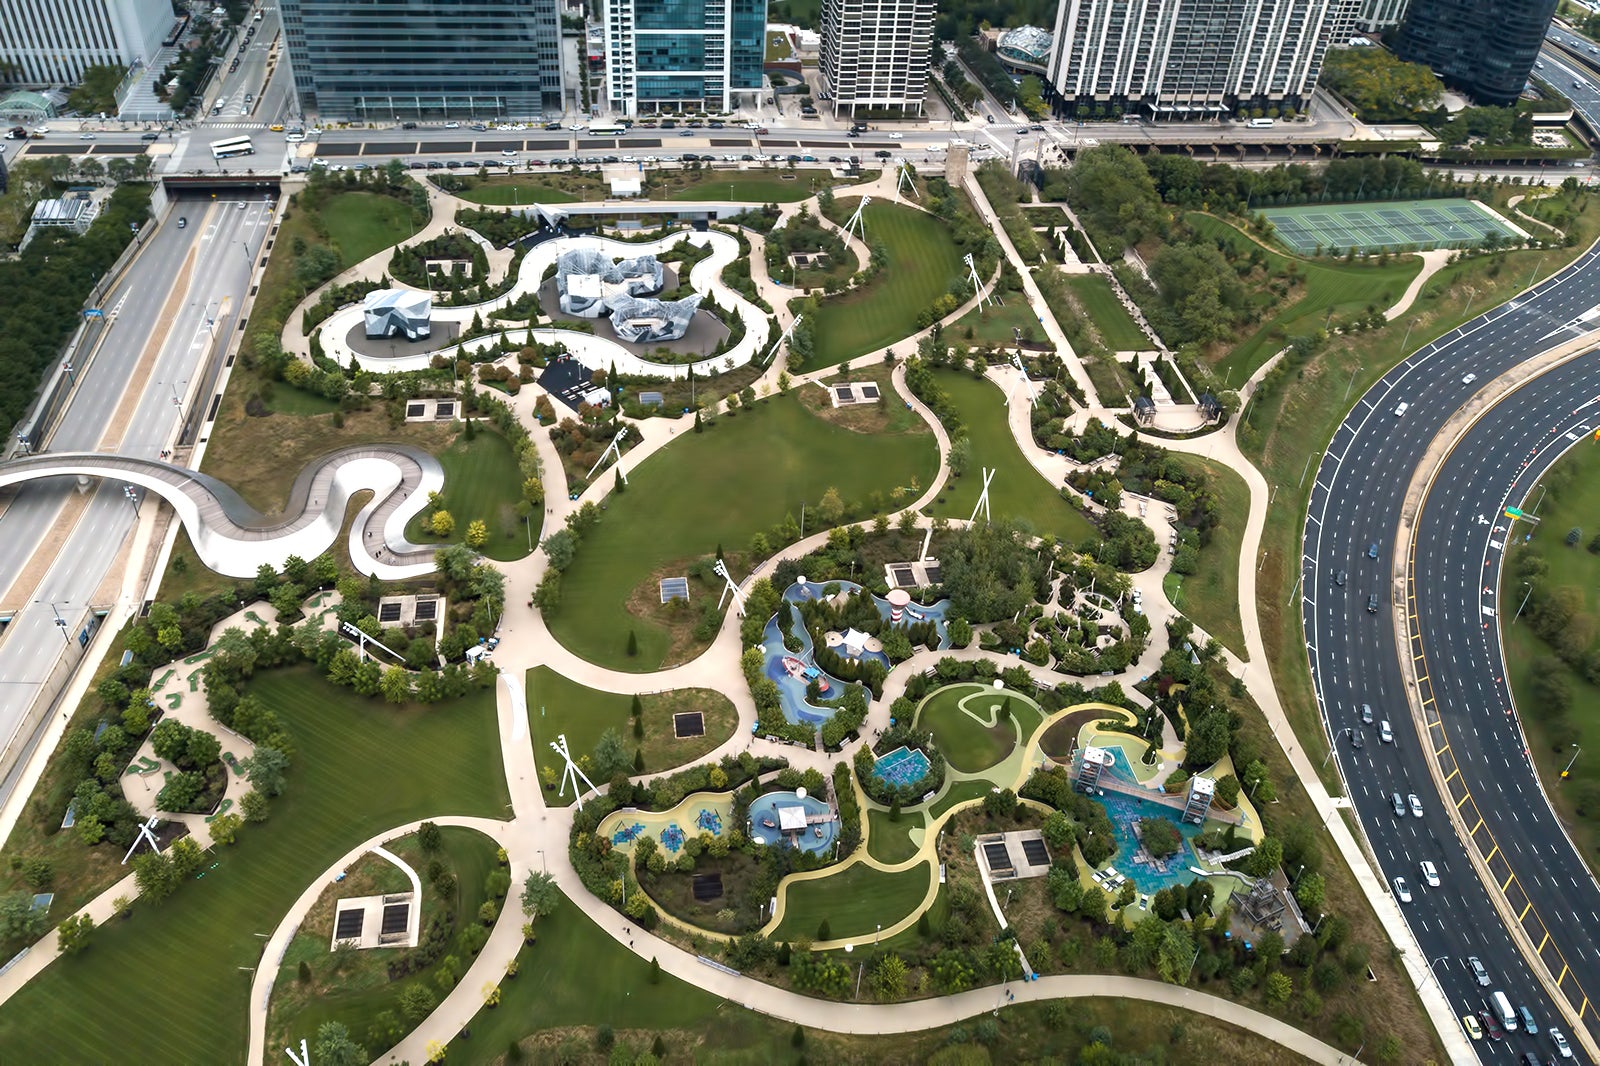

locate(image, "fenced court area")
(1260, 199), (1523, 255)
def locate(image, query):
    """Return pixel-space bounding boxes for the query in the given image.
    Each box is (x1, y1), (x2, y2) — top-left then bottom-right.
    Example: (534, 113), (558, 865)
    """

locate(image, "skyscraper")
(603, 0), (767, 116)
(0, 0), (173, 85)
(1355, 0), (1410, 31)
(820, 0), (936, 117)
(1393, 0), (1556, 106)
(280, 0), (564, 121)
(1047, 0), (1359, 119)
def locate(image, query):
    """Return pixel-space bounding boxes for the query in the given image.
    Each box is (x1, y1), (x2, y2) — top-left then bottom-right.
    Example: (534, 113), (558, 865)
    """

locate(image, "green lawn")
(1064, 273), (1150, 351)
(323, 191), (427, 264)
(952, 297), (1048, 346)
(770, 860), (932, 941)
(925, 370), (1097, 542)
(403, 428), (532, 561)
(765, 31), (794, 61)
(0, 667), (508, 1064)
(866, 807), (924, 865)
(1188, 214), (1422, 384)
(1503, 440), (1600, 865)
(546, 394), (938, 670)
(659, 175), (815, 203)
(450, 179), (579, 206)
(526, 667), (738, 799)
(806, 200), (964, 366)
(915, 683), (1021, 772)
(1163, 456), (1250, 657)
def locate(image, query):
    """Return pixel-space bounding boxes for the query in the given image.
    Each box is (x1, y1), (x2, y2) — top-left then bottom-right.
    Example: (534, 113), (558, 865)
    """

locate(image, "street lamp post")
(37, 599), (70, 644)
(1562, 744), (1581, 779)
(124, 486), (140, 516)
(1512, 581), (1533, 625)
(1342, 364), (1363, 404)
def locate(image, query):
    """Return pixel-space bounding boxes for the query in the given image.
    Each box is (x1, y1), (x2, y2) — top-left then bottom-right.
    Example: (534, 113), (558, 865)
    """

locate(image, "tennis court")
(1260, 199), (1522, 255)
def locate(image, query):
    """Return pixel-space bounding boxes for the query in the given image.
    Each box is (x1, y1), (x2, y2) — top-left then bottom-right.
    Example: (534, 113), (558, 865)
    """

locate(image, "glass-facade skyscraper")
(1394, 0), (1557, 106)
(281, 0), (565, 121)
(604, 0), (767, 115)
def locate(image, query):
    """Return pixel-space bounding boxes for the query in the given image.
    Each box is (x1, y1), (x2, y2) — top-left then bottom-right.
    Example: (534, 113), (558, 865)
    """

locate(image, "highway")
(1303, 242), (1600, 1062)
(0, 198), (272, 803)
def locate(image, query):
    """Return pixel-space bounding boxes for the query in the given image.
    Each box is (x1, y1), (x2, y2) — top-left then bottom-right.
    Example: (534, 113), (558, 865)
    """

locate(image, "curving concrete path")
(0, 447), (443, 579)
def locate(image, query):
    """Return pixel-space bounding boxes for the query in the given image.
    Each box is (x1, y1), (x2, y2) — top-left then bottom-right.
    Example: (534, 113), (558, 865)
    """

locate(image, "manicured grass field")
(1188, 214), (1421, 383)
(0, 667), (507, 1064)
(925, 370), (1097, 542)
(526, 667), (738, 800)
(916, 683), (1022, 772)
(1163, 455), (1250, 657)
(448, 179), (579, 205)
(322, 190), (427, 265)
(951, 296), (1047, 346)
(770, 860), (932, 941)
(1064, 273), (1150, 351)
(403, 428), (531, 561)
(866, 808), (924, 865)
(806, 200), (964, 365)
(546, 394), (938, 670)
(659, 175), (816, 203)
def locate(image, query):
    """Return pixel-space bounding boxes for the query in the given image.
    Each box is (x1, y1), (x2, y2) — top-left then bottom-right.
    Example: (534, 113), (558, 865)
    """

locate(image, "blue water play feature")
(660, 824), (686, 853)
(748, 790), (838, 854)
(872, 745), (932, 788)
(696, 808), (723, 834)
(1094, 788), (1205, 895)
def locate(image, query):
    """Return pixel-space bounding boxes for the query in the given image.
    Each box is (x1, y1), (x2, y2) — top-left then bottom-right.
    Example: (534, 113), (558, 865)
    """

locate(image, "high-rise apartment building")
(1047, 0), (1359, 119)
(1393, 0), (1556, 106)
(280, 0), (564, 121)
(820, 0), (935, 117)
(0, 0), (173, 85)
(603, 0), (767, 116)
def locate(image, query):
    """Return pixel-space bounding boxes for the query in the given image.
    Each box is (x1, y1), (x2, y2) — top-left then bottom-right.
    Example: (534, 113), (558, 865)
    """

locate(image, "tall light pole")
(124, 486), (140, 516)
(1512, 581), (1533, 625)
(1342, 363), (1363, 404)
(37, 599), (70, 644)
(1562, 744), (1581, 779)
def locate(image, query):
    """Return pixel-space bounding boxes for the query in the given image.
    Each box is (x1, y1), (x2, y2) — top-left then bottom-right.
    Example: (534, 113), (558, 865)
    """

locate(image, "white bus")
(588, 121), (625, 136)
(210, 135), (255, 160)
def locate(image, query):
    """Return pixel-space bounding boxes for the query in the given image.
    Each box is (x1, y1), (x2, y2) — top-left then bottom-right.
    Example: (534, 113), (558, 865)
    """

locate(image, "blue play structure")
(748, 791), (838, 854)
(696, 808), (722, 834)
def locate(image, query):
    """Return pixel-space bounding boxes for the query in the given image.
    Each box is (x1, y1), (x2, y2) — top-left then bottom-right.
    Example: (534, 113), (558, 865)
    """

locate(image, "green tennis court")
(1260, 199), (1522, 255)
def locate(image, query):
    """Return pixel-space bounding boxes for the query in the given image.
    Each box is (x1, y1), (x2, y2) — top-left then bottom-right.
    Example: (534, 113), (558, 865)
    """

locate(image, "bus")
(588, 121), (625, 136)
(210, 136), (255, 160)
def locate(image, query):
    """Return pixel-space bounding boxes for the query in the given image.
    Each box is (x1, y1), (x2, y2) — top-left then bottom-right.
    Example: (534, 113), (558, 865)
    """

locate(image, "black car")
(682, 153), (698, 161)
(845, 130), (859, 138)
(1367, 594), (1379, 614)
(787, 154), (801, 163)
(827, 156), (841, 163)
(874, 149), (891, 158)
(1334, 569), (1346, 587)
(741, 154), (754, 161)
(708, 120), (724, 128)
(408, 160), (425, 168)
(545, 121), (563, 130)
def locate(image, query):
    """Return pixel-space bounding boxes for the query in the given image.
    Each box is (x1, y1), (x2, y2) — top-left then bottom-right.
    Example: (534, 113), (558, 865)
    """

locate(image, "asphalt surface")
(1304, 242), (1600, 1063)
(0, 198), (272, 803)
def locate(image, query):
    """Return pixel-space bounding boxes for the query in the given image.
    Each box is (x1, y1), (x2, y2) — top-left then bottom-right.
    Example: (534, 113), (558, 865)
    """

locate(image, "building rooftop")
(997, 26), (1053, 65)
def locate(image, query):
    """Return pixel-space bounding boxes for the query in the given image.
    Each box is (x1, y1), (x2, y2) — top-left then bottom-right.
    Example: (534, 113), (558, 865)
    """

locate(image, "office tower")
(1355, 0), (1410, 31)
(0, 0), (173, 85)
(603, 0), (767, 116)
(280, 0), (565, 121)
(1047, 0), (1360, 119)
(820, 0), (936, 117)
(1394, 0), (1556, 106)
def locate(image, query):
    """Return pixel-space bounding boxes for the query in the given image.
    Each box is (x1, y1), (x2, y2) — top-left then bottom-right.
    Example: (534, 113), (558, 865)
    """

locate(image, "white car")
(621, 155), (637, 163)
(312, 157), (328, 166)
(444, 121), (460, 129)
(1551, 1028), (1572, 1058)
(1419, 860), (1439, 887)
(1408, 793), (1423, 818)
(1392, 876), (1411, 903)
(887, 132), (903, 139)
(1461, 373), (1477, 385)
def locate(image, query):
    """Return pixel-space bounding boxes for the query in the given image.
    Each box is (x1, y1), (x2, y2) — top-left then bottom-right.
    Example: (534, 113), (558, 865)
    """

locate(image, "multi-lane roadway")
(0, 199), (272, 802)
(1304, 243), (1600, 1061)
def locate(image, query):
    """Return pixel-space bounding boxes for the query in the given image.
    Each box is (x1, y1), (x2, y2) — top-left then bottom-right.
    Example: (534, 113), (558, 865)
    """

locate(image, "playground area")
(748, 790), (838, 855)
(596, 793), (733, 854)
(872, 746), (933, 789)
(1259, 198), (1523, 255)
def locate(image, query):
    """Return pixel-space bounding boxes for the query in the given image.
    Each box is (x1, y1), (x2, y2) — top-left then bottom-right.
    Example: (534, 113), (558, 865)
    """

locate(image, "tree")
(1138, 817), (1181, 859)
(0, 892), (47, 941)
(131, 852), (177, 903)
(1294, 871), (1325, 912)
(430, 510), (456, 537)
(418, 821), (443, 852)
(56, 912), (94, 955)
(626, 629), (638, 657)
(465, 519), (489, 548)
(380, 665), (412, 704)
(521, 871), (561, 920)
(1264, 971), (1293, 1007)
(312, 1022), (368, 1066)
(242, 746), (291, 797)
(542, 529), (578, 571)
(240, 790), (270, 823)
(208, 813), (243, 846)
(592, 728), (631, 780)
(816, 487), (845, 526)
(872, 952), (907, 998)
